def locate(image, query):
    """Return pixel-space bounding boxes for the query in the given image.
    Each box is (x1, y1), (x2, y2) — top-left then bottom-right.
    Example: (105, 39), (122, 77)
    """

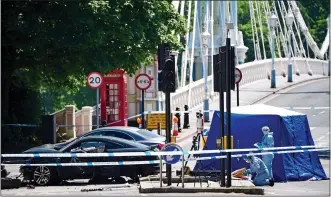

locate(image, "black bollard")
(101, 120), (107, 127)
(183, 105), (190, 129)
(175, 107), (182, 132)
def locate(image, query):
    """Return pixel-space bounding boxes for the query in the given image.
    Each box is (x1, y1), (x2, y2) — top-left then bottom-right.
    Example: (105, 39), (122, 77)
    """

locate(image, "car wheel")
(33, 166), (57, 186)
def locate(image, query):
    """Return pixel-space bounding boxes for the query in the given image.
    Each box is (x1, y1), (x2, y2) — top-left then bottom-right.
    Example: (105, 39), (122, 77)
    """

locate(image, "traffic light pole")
(165, 91), (172, 186)
(219, 52), (226, 187)
(225, 38), (232, 188)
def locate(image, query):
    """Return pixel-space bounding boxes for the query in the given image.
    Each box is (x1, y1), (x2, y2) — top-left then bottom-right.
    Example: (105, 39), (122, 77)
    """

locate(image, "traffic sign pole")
(141, 90), (145, 129)
(236, 84), (239, 107)
(96, 88), (100, 128)
(135, 74), (152, 130)
(165, 92), (171, 186)
(86, 72), (104, 128)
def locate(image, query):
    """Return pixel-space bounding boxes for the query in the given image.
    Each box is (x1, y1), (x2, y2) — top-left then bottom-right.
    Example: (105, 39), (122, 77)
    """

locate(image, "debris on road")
(27, 184), (35, 189)
(81, 188), (105, 192)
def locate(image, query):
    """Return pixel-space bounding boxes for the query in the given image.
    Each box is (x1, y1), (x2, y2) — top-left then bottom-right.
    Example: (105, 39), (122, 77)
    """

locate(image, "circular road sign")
(135, 74), (152, 90)
(87, 72), (104, 89)
(161, 143), (183, 165)
(235, 68), (243, 84)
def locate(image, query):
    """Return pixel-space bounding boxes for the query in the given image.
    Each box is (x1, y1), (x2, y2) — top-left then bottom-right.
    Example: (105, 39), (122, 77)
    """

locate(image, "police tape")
(3, 160), (160, 167)
(1, 145), (329, 158)
(185, 148), (329, 162)
(1, 124), (41, 127)
(2, 148), (328, 167)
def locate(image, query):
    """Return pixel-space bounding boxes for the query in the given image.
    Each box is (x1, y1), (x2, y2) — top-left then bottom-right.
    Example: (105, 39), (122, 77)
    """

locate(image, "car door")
(101, 141), (129, 178)
(59, 140), (106, 179)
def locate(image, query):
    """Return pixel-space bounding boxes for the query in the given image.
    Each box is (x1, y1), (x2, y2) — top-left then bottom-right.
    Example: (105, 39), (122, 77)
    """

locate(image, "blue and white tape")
(3, 148), (327, 167)
(5, 160), (160, 167)
(185, 148), (329, 162)
(1, 124), (41, 127)
(1, 145), (329, 158)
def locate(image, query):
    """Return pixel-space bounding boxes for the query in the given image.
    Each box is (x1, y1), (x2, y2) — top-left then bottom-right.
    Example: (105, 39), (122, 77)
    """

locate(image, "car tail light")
(157, 143), (165, 150)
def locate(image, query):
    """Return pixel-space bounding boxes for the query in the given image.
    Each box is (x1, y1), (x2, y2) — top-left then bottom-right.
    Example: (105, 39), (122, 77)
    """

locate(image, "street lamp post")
(201, 31), (211, 122)
(285, 11), (294, 82)
(328, 17), (330, 76)
(268, 13), (278, 88)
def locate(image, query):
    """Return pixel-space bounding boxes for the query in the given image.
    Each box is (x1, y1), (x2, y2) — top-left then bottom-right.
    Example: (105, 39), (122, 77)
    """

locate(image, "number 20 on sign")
(87, 72), (104, 89)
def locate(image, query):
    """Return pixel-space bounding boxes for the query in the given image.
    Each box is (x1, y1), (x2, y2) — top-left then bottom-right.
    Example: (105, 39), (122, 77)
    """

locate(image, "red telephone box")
(100, 69), (128, 126)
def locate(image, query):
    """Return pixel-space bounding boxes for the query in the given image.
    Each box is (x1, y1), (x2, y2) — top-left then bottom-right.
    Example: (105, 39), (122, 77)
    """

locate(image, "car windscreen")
(136, 129), (161, 138)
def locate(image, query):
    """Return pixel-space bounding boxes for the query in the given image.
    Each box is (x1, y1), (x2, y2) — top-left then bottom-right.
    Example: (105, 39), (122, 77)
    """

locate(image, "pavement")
(139, 181), (263, 195)
(1, 74), (329, 196)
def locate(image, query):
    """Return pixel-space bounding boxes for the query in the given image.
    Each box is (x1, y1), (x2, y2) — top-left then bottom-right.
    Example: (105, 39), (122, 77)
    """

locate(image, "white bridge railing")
(168, 57), (329, 110)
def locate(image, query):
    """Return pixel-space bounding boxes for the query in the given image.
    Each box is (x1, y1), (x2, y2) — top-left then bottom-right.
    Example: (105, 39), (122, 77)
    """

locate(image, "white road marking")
(282, 107), (330, 110)
(316, 136), (326, 141)
(264, 192), (276, 195)
(313, 115), (316, 116)
(140, 194), (148, 196)
(319, 111), (326, 114)
(267, 188), (330, 194)
(310, 127), (316, 130)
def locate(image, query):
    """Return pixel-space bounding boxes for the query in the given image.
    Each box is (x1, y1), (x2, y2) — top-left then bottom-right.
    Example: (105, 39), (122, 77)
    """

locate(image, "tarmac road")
(260, 78), (330, 196)
(262, 78), (330, 149)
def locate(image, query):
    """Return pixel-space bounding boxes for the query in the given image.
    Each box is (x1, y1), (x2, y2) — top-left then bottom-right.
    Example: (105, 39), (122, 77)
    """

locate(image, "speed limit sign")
(87, 72), (104, 89)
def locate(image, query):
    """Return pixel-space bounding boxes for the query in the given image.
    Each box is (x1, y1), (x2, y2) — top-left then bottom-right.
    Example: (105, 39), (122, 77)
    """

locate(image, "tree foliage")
(1, 0), (186, 152)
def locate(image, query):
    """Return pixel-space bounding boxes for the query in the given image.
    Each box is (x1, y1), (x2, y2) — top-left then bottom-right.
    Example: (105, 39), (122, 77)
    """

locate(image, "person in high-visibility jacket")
(172, 116), (179, 136)
(137, 118), (142, 128)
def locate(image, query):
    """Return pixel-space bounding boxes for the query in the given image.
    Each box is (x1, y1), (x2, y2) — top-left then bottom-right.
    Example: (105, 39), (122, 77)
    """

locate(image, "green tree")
(1, 0), (186, 152)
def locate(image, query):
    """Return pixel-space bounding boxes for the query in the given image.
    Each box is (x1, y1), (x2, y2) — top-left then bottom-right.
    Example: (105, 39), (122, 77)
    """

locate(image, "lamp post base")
(287, 63), (293, 82)
(203, 99), (210, 122)
(271, 69), (276, 88)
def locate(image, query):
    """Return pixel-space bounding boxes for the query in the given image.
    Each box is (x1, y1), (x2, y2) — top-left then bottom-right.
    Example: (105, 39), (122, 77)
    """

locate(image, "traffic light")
(213, 47), (226, 93)
(157, 43), (171, 92)
(162, 55), (176, 93)
(230, 46), (236, 90)
(213, 46), (236, 92)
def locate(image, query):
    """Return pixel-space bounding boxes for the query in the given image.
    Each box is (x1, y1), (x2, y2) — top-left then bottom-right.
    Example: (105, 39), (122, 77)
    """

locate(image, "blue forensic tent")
(193, 104), (328, 182)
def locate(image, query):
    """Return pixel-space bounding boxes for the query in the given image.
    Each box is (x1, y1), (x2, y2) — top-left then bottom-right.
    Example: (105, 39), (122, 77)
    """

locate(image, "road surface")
(259, 78), (330, 196)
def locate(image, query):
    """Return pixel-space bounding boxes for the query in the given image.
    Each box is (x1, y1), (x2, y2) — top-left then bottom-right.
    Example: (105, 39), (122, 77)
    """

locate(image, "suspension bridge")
(160, 0), (330, 121)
